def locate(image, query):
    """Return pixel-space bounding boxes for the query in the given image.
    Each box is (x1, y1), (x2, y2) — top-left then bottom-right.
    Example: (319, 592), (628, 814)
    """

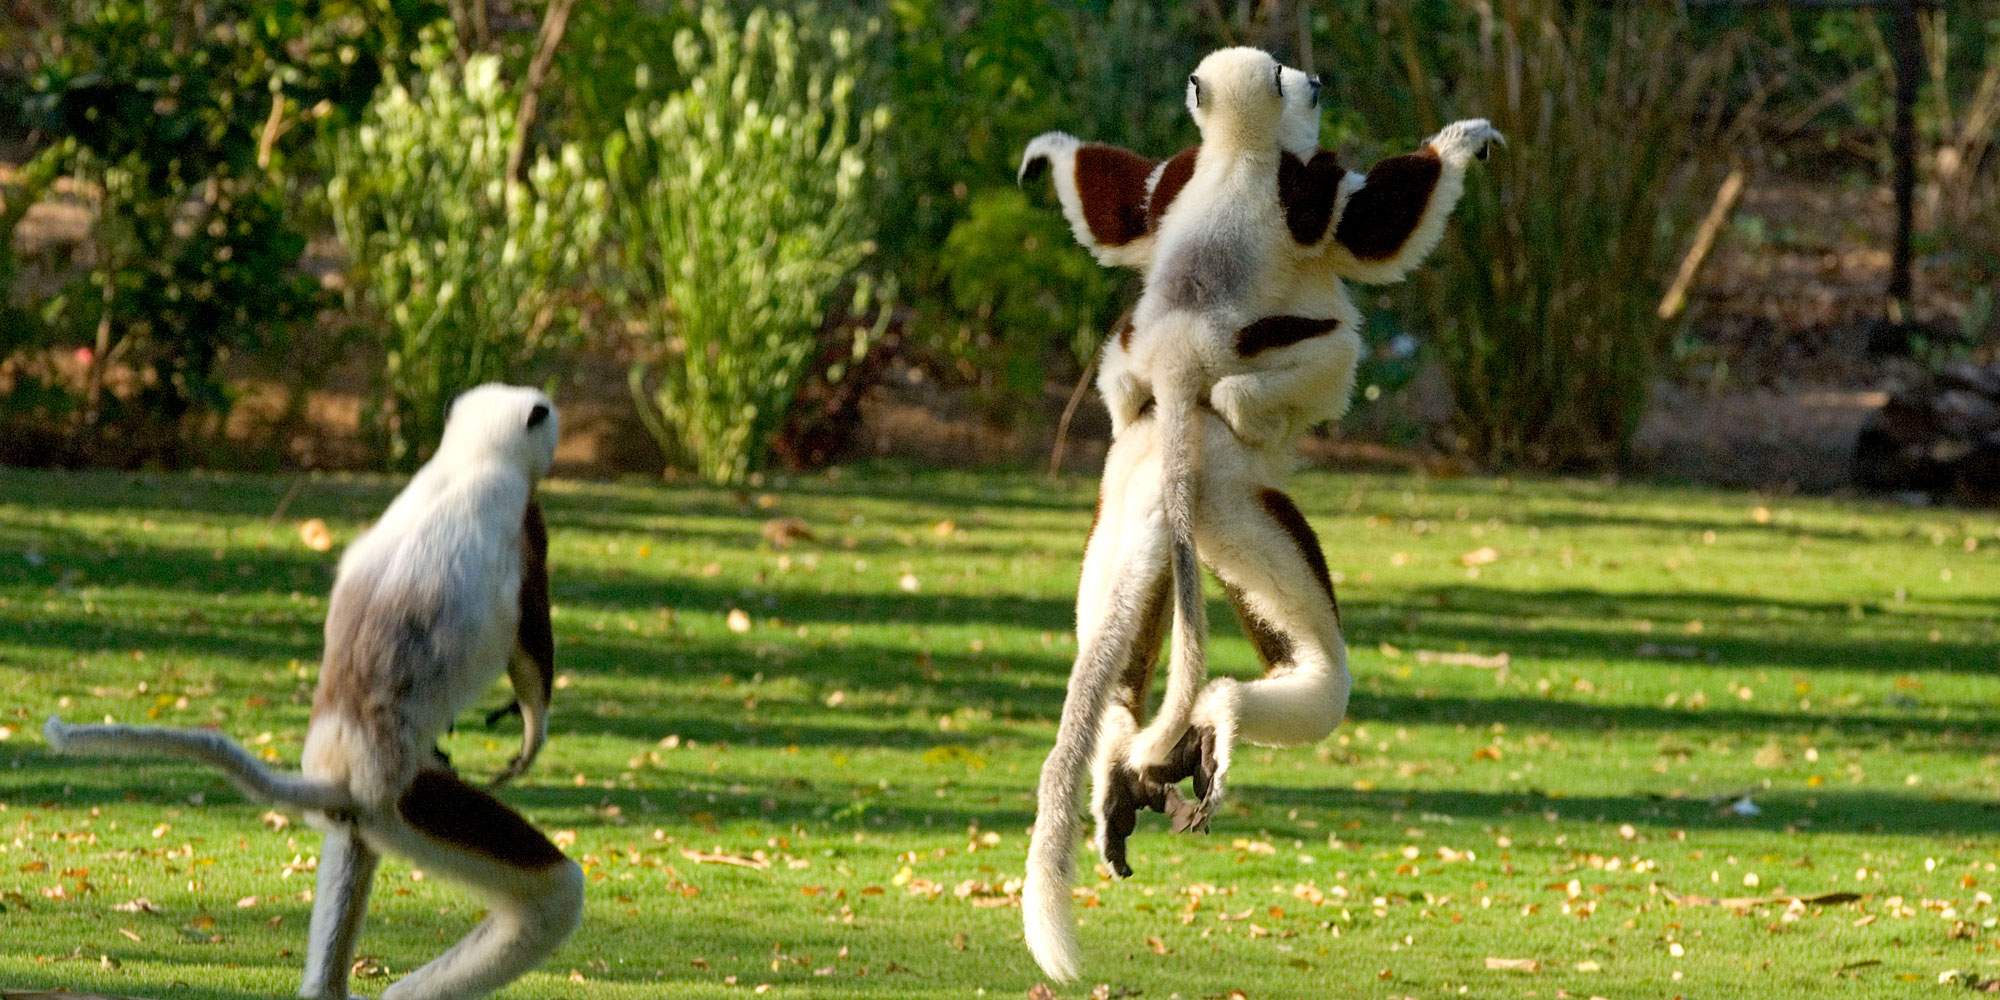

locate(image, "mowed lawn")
(3, 464), (1998, 999)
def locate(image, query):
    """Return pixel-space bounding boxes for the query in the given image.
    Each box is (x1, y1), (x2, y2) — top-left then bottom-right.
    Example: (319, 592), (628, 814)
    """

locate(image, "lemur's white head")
(1183, 47), (1288, 152)
(434, 383), (559, 480)
(1277, 65), (1323, 157)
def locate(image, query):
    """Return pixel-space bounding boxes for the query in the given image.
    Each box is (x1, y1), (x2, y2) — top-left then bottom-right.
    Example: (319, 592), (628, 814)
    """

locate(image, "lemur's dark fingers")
(1163, 785), (1210, 834)
(484, 700), (522, 728)
(1142, 724), (1208, 786)
(1019, 153), (1050, 186)
(1189, 726), (1221, 826)
(430, 743), (455, 772)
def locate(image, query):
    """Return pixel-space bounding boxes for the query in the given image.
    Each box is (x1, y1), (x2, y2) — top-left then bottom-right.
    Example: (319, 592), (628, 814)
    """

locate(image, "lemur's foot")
(1208, 378), (1285, 450)
(1426, 119), (1506, 167)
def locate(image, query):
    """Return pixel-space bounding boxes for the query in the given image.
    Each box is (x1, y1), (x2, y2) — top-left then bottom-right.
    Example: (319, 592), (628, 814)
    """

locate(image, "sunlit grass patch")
(3, 465), (1998, 998)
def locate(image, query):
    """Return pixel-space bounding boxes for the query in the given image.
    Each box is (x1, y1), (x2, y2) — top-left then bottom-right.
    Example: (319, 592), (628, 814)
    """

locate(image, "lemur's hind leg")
(299, 817), (379, 1000)
(1146, 458), (1350, 829)
(1074, 425), (1177, 878)
(362, 770), (584, 1000)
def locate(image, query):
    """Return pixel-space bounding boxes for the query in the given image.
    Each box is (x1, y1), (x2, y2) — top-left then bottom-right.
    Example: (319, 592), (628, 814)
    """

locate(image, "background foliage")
(609, 6), (885, 484)
(4, 0), (1999, 474)
(2, 0), (435, 465)
(326, 34), (603, 467)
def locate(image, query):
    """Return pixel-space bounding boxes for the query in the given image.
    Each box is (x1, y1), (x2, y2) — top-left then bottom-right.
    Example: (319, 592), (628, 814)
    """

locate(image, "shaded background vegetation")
(1, 0), (1997, 481)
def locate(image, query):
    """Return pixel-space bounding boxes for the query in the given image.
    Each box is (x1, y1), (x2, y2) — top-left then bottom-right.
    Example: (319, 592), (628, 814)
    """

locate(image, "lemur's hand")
(1209, 375), (1286, 449)
(1426, 119), (1506, 168)
(1105, 371), (1150, 438)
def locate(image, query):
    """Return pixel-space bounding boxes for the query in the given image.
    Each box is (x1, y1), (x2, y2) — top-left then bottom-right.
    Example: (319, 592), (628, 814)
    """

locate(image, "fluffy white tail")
(44, 716), (355, 813)
(1127, 336), (1211, 770)
(1023, 579), (1156, 980)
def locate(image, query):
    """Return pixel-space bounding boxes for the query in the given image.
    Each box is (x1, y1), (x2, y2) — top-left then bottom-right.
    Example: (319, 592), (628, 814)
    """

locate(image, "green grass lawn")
(3, 464), (1998, 999)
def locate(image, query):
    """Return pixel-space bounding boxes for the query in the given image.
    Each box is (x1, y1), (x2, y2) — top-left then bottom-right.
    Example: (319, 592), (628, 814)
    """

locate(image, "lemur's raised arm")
(1321, 119), (1503, 284)
(1020, 119), (1501, 285)
(1019, 134), (1182, 269)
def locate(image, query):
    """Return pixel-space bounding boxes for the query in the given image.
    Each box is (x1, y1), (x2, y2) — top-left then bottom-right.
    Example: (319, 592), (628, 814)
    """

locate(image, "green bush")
(877, 0), (1205, 418)
(326, 38), (604, 467)
(938, 188), (1122, 415)
(10, 0), (426, 462)
(608, 5), (884, 484)
(1318, 0), (1749, 468)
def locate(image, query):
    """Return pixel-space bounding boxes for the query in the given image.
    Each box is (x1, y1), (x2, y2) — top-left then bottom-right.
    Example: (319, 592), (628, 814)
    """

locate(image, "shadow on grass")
(1231, 782), (2000, 838)
(1361, 583), (1999, 675)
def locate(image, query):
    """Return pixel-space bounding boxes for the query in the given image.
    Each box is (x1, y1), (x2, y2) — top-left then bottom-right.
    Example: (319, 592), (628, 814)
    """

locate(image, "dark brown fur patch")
(1257, 488), (1342, 630)
(1223, 581), (1293, 672)
(517, 498), (554, 702)
(1235, 315), (1342, 358)
(1146, 146), (1200, 225)
(1074, 144), (1158, 247)
(1115, 570), (1174, 717)
(398, 769), (568, 870)
(1278, 149), (1346, 245)
(1333, 148), (1442, 261)
(1112, 308), (1136, 351)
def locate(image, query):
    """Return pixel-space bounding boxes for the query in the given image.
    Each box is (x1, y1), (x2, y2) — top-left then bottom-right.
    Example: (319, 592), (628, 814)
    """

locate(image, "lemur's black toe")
(484, 700), (522, 728)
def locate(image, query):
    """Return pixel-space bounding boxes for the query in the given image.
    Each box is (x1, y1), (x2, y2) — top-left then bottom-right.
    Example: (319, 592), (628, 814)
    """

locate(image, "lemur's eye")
(1187, 73), (1202, 106)
(526, 404), (550, 429)
(1273, 66), (1284, 96)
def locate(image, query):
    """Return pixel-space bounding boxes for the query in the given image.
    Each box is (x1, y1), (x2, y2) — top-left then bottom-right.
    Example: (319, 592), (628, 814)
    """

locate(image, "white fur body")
(1019, 59), (1509, 983)
(45, 384), (578, 1000)
(1025, 47), (1329, 981)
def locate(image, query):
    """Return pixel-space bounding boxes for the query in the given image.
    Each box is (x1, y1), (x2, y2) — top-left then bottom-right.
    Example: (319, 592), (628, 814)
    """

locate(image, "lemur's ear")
(1187, 73), (1203, 108)
(526, 404), (550, 429)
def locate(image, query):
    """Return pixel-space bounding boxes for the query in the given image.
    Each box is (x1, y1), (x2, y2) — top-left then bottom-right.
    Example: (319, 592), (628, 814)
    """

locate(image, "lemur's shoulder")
(1145, 146), (1201, 227)
(1278, 149), (1348, 245)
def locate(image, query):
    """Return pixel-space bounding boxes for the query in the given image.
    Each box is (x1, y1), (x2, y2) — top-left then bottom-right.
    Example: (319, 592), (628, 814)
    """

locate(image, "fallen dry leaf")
(299, 519), (333, 552)
(680, 848), (770, 871)
(726, 609), (752, 633)
(1460, 546), (1500, 566)
(1485, 957), (1540, 972)
(1027, 986), (1060, 1000)
(1415, 649), (1509, 669)
(761, 517), (815, 548)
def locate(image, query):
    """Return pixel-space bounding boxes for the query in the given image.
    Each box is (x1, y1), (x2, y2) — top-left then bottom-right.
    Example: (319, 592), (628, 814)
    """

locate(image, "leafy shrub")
(10, 0), (427, 462)
(326, 38), (604, 467)
(1320, 0), (1751, 468)
(607, 5), (885, 484)
(937, 188), (1122, 415)
(876, 0), (1205, 417)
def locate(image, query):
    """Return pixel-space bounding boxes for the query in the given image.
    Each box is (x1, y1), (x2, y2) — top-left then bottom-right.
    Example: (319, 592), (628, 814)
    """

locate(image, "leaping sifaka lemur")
(46, 383), (579, 1000)
(1019, 47), (1501, 981)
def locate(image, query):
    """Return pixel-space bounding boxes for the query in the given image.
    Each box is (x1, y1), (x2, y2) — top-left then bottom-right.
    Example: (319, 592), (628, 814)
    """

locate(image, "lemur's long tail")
(1024, 588), (1147, 980)
(44, 716), (355, 813)
(1022, 312), (1218, 982)
(1128, 322), (1211, 771)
